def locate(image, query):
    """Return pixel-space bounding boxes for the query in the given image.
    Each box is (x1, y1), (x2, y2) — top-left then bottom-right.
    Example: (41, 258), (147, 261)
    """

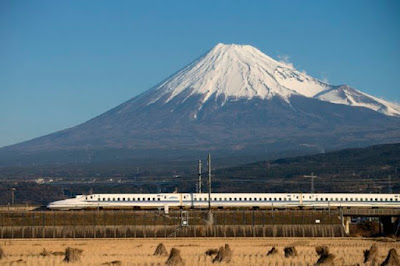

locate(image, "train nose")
(47, 200), (63, 209)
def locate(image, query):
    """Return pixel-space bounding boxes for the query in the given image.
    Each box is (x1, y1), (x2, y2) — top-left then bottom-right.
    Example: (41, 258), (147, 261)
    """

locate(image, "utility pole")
(206, 153), (214, 225)
(198, 160), (202, 193)
(208, 154), (211, 210)
(304, 173), (317, 193)
(11, 188), (16, 205)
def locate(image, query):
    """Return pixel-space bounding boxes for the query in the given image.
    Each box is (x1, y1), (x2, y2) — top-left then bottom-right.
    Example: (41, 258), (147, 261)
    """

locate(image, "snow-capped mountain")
(148, 43), (329, 105)
(1, 43), (400, 165)
(146, 43), (399, 117)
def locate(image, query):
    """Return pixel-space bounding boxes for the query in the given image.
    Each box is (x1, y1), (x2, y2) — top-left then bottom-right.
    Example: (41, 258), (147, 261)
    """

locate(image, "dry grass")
(0, 238), (399, 265)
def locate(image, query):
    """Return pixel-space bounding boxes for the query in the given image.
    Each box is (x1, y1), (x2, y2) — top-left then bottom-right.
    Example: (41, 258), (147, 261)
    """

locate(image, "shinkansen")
(47, 193), (400, 210)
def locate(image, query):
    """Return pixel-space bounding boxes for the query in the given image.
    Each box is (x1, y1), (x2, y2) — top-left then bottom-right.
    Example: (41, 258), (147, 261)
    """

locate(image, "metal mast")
(304, 173), (316, 193)
(198, 160), (202, 193)
(208, 154), (211, 210)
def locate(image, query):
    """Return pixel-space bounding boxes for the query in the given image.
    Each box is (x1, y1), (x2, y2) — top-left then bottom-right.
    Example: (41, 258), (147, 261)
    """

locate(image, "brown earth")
(0, 238), (398, 265)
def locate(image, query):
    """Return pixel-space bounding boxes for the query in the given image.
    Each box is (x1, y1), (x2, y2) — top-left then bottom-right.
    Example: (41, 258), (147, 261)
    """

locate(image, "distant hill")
(213, 143), (400, 193)
(0, 143), (399, 205)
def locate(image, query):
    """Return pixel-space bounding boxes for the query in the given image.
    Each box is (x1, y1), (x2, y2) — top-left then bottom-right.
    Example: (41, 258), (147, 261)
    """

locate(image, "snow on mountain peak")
(145, 43), (399, 117)
(315, 85), (400, 116)
(148, 43), (330, 105)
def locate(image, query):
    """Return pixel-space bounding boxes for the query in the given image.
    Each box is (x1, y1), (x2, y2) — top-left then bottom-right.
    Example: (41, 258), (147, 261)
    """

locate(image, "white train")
(47, 192), (400, 210)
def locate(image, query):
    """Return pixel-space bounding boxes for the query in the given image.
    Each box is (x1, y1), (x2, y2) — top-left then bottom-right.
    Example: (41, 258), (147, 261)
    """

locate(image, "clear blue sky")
(1, 0), (399, 148)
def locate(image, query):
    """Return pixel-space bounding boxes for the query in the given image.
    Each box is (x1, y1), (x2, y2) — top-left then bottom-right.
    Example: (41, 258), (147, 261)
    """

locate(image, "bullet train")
(47, 193), (400, 210)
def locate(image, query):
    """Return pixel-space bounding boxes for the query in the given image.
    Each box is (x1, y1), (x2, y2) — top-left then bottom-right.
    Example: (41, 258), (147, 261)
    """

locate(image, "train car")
(47, 192), (400, 210)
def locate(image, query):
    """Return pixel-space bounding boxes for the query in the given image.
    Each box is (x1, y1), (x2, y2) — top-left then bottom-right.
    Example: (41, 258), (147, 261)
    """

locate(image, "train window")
(279, 198), (282, 201)
(117, 198), (120, 201)
(229, 198), (232, 201)
(309, 196), (311, 199)
(127, 198), (130, 201)
(102, 198), (105, 201)
(345, 198), (348, 201)
(244, 198), (247, 201)
(98, 198), (100, 201)
(375, 198), (378, 201)
(284, 198), (287, 201)
(132, 198), (135, 201)
(183, 196), (186, 199)
(340, 198), (343, 201)
(122, 198), (125, 201)
(269, 198), (272, 201)
(273, 198), (276, 201)
(396, 199), (398, 201)
(213, 198), (217, 201)
(350, 198), (352, 201)
(234, 198), (237, 201)
(264, 198), (267, 201)
(107, 198), (110, 201)
(148, 198), (150, 201)
(288, 198), (291, 201)
(390, 199), (393, 201)
(158, 198), (160, 201)
(86, 197), (88, 200)
(143, 198), (145, 201)
(380, 198), (383, 201)
(239, 198), (242, 201)
(219, 198), (222, 201)
(385, 198), (388, 201)
(296, 196), (298, 199)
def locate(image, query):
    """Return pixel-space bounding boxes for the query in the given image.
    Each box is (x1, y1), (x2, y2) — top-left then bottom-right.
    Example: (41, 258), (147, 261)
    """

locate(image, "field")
(0, 238), (399, 265)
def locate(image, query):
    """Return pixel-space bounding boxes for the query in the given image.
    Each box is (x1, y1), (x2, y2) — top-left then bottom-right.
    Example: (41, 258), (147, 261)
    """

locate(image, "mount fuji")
(1, 43), (400, 165)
